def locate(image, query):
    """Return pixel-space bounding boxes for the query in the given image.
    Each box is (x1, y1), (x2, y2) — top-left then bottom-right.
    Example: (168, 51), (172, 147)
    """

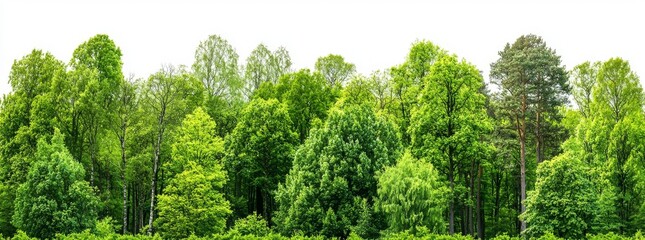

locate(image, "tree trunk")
(120, 133), (128, 234)
(476, 165), (484, 240)
(148, 112), (165, 235)
(90, 138), (95, 187)
(448, 149), (455, 234)
(536, 109), (542, 164)
(519, 115), (527, 233)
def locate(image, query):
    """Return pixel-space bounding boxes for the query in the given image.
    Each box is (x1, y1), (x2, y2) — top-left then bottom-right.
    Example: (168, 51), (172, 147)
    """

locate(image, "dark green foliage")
(12, 129), (99, 239)
(0, 49), (65, 236)
(225, 98), (299, 223)
(275, 102), (402, 238)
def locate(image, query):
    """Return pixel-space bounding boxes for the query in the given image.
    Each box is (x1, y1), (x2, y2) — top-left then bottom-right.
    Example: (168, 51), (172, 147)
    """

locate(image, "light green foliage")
(10, 231), (37, 240)
(339, 75), (376, 107)
(155, 161), (230, 239)
(143, 65), (204, 128)
(522, 153), (597, 239)
(243, 44), (292, 98)
(167, 107), (224, 177)
(368, 70), (394, 111)
(570, 61), (600, 118)
(588, 58), (645, 233)
(380, 228), (474, 240)
(256, 69), (336, 142)
(489, 233), (521, 240)
(409, 54), (492, 234)
(92, 217), (118, 238)
(12, 129), (99, 239)
(231, 214), (272, 237)
(560, 58), (645, 235)
(225, 98), (299, 222)
(142, 64), (204, 234)
(275, 103), (402, 239)
(376, 151), (448, 234)
(193, 34), (242, 102)
(390, 40), (445, 145)
(314, 54), (356, 87)
(192, 34), (243, 136)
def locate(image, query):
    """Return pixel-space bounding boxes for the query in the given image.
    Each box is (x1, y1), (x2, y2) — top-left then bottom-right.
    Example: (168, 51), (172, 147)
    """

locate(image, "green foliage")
(225, 98), (299, 221)
(193, 34), (242, 102)
(231, 213), (272, 237)
(256, 69), (337, 142)
(376, 151), (449, 234)
(0, 49), (65, 236)
(409, 54), (492, 234)
(12, 129), (99, 239)
(522, 153), (597, 239)
(390, 40), (446, 145)
(314, 54), (356, 87)
(275, 103), (402, 238)
(155, 161), (230, 239)
(567, 58), (645, 234)
(11, 230), (37, 240)
(339, 75), (376, 107)
(489, 233), (521, 240)
(380, 228), (474, 240)
(4, 32), (645, 240)
(243, 44), (292, 97)
(490, 34), (570, 233)
(192, 34), (243, 136)
(167, 107), (224, 177)
(93, 217), (118, 238)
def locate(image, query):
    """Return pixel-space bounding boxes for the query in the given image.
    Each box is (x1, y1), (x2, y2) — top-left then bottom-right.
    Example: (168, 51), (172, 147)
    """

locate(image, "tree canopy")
(0, 33), (644, 240)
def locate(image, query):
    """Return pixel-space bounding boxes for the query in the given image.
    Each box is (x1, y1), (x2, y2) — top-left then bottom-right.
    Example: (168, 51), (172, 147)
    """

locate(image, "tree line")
(0, 33), (643, 239)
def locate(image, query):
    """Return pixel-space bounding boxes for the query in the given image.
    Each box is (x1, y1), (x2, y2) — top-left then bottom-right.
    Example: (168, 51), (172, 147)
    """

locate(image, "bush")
(230, 214), (271, 237)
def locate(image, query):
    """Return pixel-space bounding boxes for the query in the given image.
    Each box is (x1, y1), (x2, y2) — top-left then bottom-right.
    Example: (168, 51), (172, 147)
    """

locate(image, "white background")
(1, 0), (643, 98)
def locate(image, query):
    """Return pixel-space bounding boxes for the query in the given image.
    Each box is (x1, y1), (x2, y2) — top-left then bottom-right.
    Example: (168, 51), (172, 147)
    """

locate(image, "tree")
(0, 49), (64, 235)
(339, 75), (376, 107)
(270, 47), (292, 83)
(570, 61), (600, 118)
(142, 65), (203, 234)
(225, 98), (298, 223)
(588, 58), (645, 233)
(166, 107), (224, 177)
(376, 151), (448, 234)
(390, 41), (445, 145)
(243, 44), (292, 98)
(275, 103), (402, 239)
(12, 129), (99, 239)
(521, 153), (597, 239)
(314, 54), (356, 87)
(193, 34), (242, 102)
(489, 34), (568, 231)
(368, 70), (394, 111)
(68, 34), (124, 187)
(155, 161), (230, 239)
(112, 76), (138, 234)
(256, 69), (336, 142)
(409, 54), (492, 235)
(192, 34), (243, 136)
